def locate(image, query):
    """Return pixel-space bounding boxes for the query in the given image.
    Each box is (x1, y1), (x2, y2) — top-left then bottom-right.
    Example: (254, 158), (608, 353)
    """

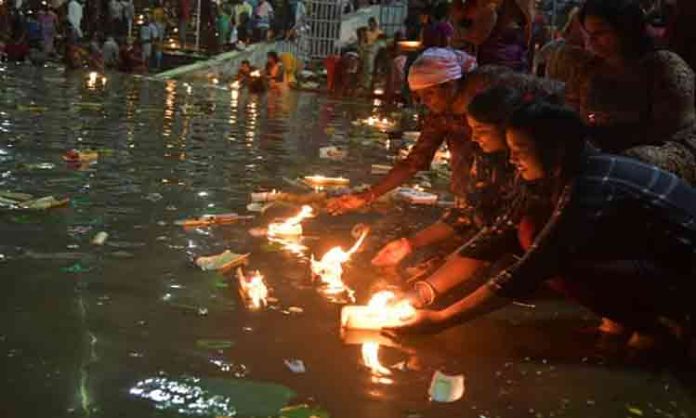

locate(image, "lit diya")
(310, 225), (369, 297)
(236, 267), (269, 310)
(341, 290), (416, 330)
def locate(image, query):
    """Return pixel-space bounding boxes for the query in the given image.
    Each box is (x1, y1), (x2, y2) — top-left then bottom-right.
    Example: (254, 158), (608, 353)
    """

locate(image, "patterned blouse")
(552, 47), (696, 184)
(462, 150), (696, 299)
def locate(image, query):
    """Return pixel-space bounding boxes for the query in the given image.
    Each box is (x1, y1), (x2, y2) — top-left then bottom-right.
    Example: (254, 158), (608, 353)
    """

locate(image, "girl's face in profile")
(506, 128), (545, 181)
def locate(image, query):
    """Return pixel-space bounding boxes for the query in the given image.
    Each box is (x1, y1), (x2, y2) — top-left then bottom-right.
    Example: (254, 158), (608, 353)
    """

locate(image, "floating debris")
(195, 251), (249, 272)
(284, 359), (306, 374)
(175, 213), (253, 227)
(428, 371), (465, 403)
(91, 231), (109, 245)
(319, 146), (348, 161)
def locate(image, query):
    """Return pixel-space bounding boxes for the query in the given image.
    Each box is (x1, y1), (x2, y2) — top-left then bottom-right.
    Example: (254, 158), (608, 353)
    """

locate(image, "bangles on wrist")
(413, 280), (437, 306)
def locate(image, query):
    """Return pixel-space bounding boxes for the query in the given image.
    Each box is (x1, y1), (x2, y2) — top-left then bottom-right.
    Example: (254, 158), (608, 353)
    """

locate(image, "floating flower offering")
(341, 290), (416, 330)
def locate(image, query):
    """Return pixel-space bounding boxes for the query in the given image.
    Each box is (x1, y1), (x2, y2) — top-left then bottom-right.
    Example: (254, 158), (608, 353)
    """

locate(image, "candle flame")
(310, 227), (368, 296)
(250, 70), (261, 77)
(231, 80), (241, 89)
(237, 268), (268, 310)
(268, 205), (314, 237)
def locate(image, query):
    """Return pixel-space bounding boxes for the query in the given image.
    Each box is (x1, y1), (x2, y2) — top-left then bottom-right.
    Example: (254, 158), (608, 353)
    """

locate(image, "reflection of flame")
(310, 227), (368, 295)
(359, 291), (414, 381)
(361, 116), (394, 131)
(268, 236), (308, 257)
(362, 341), (391, 376)
(268, 205), (314, 238)
(237, 268), (268, 310)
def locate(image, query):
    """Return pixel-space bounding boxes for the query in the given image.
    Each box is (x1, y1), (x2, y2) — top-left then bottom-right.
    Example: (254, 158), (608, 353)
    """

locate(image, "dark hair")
(507, 101), (587, 178)
(432, 1), (449, 21)
(241, 59), (250, 65)
(267, 51), (278, 61)
(579, 0), (651, 57)
(467, 85), (523, 126)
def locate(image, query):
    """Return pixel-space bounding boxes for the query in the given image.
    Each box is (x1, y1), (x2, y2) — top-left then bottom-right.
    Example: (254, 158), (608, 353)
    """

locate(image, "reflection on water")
(130, 376), (237, 416)
(0, 63), (694, 418)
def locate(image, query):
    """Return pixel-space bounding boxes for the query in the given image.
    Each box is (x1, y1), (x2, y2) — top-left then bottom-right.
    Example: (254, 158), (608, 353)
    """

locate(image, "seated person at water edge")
(371, 85), (527, 270)
(388, 100), (696, 350)
(264, 51), (285, 87)
(235, 59), (257, 85)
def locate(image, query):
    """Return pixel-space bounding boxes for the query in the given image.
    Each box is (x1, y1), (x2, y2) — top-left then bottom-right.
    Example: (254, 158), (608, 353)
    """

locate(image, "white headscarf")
(408, 48), (477, 91)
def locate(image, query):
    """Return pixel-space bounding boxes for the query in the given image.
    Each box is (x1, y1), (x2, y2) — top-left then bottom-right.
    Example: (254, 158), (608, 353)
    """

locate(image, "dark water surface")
(0, 63), (694, 418)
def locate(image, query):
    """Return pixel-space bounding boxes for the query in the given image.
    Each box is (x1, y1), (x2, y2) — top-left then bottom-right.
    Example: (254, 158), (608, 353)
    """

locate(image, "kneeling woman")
(393, 101), (696, 346)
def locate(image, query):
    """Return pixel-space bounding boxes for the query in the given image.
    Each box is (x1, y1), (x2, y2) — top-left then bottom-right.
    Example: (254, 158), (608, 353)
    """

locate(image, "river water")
(0, 63), (694, 418)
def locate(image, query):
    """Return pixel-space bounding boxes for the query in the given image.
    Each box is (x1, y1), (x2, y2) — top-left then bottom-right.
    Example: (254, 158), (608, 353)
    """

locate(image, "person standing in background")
(152, 0), (167, 42)
(108, 0), (123, 37)
(67, 0), (83, 40)
(254, 0), (274, 41)
(102, 34), (119, 67)
(121, 0), (134, 38)
(178, 0), (190, 46)
(37, 5), (58, 56)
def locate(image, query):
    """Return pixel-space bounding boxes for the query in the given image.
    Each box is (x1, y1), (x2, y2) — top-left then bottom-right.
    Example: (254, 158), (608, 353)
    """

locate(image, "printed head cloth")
(408, 48), (478, 91)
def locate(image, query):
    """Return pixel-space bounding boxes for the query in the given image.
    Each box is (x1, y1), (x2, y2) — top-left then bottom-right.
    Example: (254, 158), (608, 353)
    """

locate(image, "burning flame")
(268, 205), (314, 238)
(231, 80), (241, 89)
(361, 116), (394, 130)
(362, 341), (391, 376)
(237, 268), (268, 310)
(360, 291), (415, 380)
(310, 227), (368, 296)
(87, 72), (106, 89)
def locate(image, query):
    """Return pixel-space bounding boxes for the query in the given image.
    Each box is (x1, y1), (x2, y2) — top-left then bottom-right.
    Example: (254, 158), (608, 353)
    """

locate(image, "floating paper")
(371, 164), (392, 175)
(284, 359), (306, 374)
(395, 188), (438, 205)
(428, 371), (465, 403)
(175, 213), (253, 227)
(92, 231), (109, 245)
(19, 196), (70, 210)
(319, 146), (347, 161)
(250, 190), (281, 203)
(303, 175), (350, 188)
(402, 131), (420, 141)
(195, 250), (249, 272)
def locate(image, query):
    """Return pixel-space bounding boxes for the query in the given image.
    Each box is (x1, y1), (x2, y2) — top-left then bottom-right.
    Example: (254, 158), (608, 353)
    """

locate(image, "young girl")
(390, 100), (696, 351)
